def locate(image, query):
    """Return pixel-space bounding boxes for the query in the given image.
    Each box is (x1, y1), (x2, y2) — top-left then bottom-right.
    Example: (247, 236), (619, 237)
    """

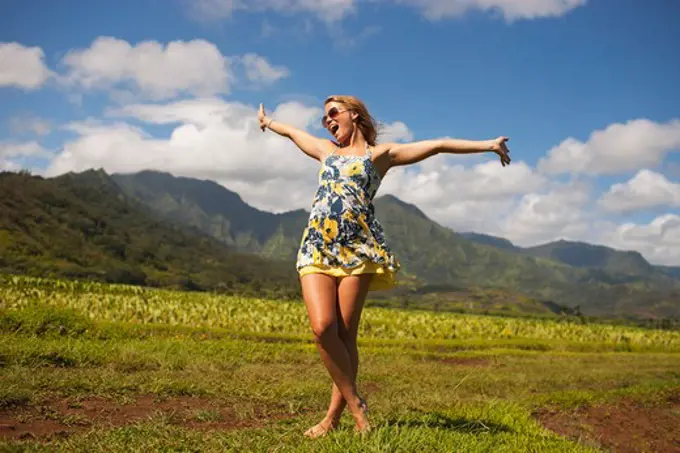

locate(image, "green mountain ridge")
(461, 232), (674, 278)
(0, 170), (300, 298)
(524, 239), (654, 276)
(459, 232), (518, 251)
(113, 171), (308, 261)
(110, 170), (680, 318)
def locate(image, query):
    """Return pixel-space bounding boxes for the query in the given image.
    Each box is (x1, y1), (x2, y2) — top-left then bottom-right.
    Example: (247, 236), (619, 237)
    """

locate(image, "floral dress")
(296, 143), (400, 291)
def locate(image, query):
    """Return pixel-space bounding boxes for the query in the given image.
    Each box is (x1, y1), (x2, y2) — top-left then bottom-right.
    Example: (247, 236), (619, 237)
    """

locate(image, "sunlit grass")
(1, 275), (678, 452)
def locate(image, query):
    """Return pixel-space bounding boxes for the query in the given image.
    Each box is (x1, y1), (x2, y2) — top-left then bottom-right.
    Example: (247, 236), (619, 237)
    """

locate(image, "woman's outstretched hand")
(258, 103), (268, 131)
(490, 136), (511, 166)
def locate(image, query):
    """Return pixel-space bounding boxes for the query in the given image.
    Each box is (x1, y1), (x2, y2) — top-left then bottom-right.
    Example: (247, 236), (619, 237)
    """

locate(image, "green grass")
(1, 276), (679, 451)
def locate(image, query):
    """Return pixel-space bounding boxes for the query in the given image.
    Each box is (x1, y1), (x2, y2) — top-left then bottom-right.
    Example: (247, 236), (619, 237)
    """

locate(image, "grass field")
(1, 276), (679, 452)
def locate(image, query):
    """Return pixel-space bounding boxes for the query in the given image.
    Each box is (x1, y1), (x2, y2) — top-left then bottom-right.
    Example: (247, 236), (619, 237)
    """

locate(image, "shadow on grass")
(385, 411), (514, 434)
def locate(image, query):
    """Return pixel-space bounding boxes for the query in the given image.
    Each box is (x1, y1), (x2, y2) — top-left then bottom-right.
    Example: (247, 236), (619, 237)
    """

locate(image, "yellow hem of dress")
(298, 261), (396, 292)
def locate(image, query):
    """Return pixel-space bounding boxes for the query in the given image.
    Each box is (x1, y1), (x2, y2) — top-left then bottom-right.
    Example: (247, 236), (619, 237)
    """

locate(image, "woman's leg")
(303, 273), (372, 436)
(300, 273), (370, 436)
(321, 274), (372, 424)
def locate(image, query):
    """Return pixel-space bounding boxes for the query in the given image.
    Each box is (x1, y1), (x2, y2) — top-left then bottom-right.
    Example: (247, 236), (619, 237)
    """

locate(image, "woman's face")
(322, 101), (355, 143)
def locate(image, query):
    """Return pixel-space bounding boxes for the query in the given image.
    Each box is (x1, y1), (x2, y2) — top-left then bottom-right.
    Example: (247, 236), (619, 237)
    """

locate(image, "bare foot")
(303, 417), (340, 439)
(353, 397), (371, 434)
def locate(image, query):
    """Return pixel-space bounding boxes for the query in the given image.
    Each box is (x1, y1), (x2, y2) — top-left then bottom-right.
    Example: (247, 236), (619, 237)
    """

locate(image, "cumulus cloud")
(0, 141), (49, 159)
(187, 0), (585, 22)
(602, 214), (680, 266)
(496, 180), (593, 245)
(45, 99), (326, 212)
(598, 169), (680, 213)
(60, 37), (232, 100)
(379, 157), (546, 233)
(189, 0), (356, 22)
(239, 53), (290, 85)
(394, 0), (586, 21)
(538, 118), (680, 175)
(0, 161), (21, 171)
(0, 141), (49, 172)
(8, 114), (52, 136)
(0, 42), (53, 90)
(378, 121), (413, 143)
(59, 37), (288, 101)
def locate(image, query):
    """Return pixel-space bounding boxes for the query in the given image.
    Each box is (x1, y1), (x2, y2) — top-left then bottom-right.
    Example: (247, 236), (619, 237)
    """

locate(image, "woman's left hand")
(490, 136), (511, 166)
(258, 103), (269, 131)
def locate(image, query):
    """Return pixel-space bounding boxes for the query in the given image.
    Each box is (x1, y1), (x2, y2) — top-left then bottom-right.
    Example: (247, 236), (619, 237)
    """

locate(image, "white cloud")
(187, 0), (584, 22)
(0, 160), (21, 172)
(0, 141), (49, 172)
(59, 36), (289, 101)
(602, 214), (680, 266)
(46, 99), (326, 212)
(599, 169), (680, 213)
(60, 36), (232, 100)
(499, 180), (593, 246)
(8, 114), (52, 136)
(538, 118), (680, 176)
(108, 97), (318, 132)
(108, 98), (252, 127)
(0, 141), (48, 159)
(378, 121), (413, 143)
(0, 42), (53, 90)
(189, 0), (356, 22)
(395, 0), (586, 21)
(380, 158), (546, 233)
(239, 53), (290, 85)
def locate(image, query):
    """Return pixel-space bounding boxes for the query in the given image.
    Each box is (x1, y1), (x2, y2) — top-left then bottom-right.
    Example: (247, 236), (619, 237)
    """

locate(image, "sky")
(1, 0), (680, 266)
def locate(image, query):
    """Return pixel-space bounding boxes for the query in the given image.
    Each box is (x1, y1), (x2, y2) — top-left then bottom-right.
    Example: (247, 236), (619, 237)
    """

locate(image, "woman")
(258, 95), (511, 437)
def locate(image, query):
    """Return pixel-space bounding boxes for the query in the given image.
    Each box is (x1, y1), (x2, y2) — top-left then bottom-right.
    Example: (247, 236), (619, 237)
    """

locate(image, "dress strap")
(365, 142), (372, 158)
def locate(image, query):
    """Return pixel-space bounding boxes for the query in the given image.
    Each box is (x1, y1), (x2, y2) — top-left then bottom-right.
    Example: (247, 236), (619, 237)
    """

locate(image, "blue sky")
(1, 0), (680, 265)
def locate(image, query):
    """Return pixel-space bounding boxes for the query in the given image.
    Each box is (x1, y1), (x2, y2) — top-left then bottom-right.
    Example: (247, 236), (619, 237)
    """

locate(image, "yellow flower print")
(322, 218), (339, 243)
(357, 213), (369, 230)
(338, 246), (354, 262)
(348, 161), (363, 177)
(332, 182), (345, 196)
(342, 210), (355, 222)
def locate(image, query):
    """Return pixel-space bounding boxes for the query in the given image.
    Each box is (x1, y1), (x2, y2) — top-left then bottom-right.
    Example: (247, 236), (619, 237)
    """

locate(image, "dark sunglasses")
(321, 107), (349, 127)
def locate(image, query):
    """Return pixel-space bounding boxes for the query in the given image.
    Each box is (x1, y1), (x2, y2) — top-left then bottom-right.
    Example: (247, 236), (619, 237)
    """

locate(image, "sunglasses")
(321, 107), (349, 127)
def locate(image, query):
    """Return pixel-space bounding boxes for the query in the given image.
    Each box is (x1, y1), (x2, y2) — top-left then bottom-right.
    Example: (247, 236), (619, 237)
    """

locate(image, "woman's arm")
(258, 103), (330, 161)
(385, 137), (511, 167)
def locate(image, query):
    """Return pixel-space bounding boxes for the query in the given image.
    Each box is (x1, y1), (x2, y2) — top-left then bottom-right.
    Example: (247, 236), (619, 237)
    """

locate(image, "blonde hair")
(324, 95), (379, 146)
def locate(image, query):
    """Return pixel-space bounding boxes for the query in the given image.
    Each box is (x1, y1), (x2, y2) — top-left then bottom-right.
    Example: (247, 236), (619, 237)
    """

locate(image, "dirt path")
(0, 394), (297, 441)
(535, 393), (680, 453)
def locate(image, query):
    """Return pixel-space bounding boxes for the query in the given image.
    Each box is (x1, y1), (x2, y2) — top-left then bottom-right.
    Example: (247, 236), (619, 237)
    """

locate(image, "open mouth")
(330, 124), (340, 135)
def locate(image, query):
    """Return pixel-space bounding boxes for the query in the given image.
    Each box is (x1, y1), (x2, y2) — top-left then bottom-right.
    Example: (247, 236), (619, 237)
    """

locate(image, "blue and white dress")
(296, 143), (400, 291)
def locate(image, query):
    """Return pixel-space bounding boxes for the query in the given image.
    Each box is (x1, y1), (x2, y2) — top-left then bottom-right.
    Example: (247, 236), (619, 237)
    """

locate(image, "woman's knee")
(311, 318), (338, 343)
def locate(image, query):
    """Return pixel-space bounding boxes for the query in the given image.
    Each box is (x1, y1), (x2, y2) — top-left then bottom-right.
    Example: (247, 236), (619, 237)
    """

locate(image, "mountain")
(461, 233), (671, 279)
(111, 170), (680, 318)
(112, 171), (308, 261)
(0, 170), (299, 298)
(658, 265), (680, 279)
(523, 240), (654, 276)
(459, 232), (519, 251)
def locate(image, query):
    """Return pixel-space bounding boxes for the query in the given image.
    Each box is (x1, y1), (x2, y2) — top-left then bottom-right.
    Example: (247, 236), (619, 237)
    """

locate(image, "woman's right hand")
(258, 103), (268, 131)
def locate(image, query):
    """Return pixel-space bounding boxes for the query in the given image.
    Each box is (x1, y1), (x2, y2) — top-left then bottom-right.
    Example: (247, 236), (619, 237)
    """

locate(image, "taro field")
(1, 275), (679, 452)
